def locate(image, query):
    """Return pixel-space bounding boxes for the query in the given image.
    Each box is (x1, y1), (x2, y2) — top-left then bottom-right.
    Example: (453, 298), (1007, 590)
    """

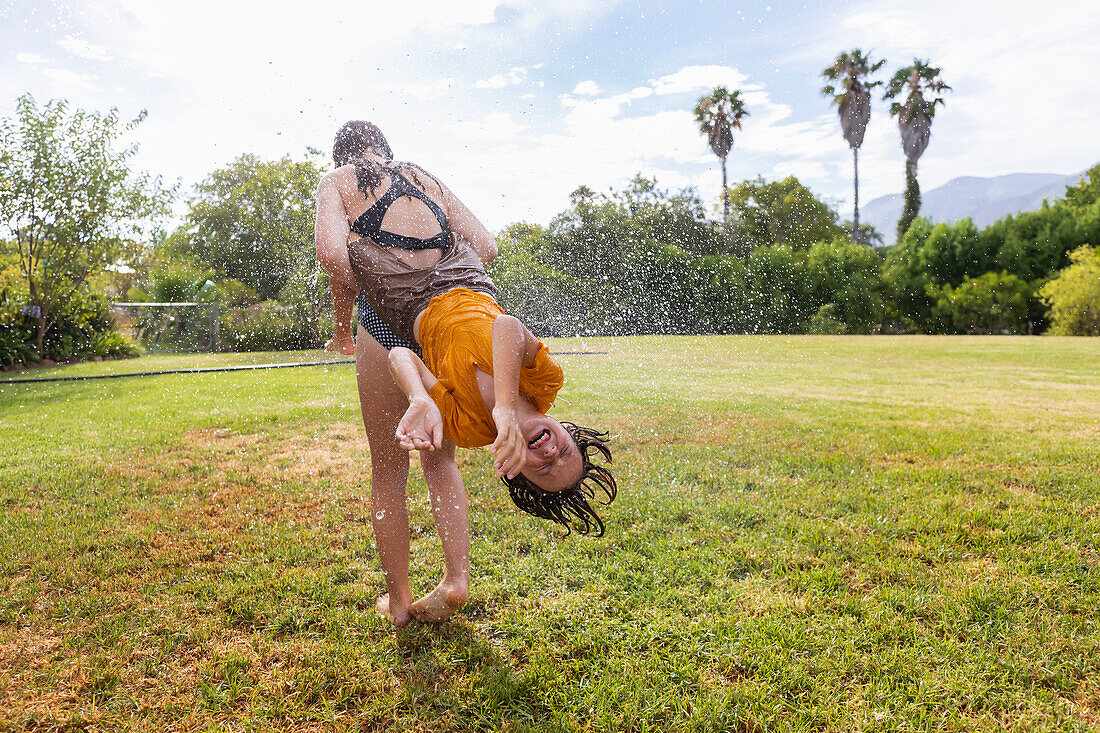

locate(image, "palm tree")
(822, 49), (885, 244)
(884, 59), (951, 242)
(694, 87), (749, 223)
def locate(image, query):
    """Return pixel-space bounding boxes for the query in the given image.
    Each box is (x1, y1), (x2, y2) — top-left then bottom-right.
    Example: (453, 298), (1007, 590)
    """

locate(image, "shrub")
(42, 291), (141, 361)
(805, 239), (886, 334)
(0, 287), (138, 365)
(929, 272), (1033, 334)
(0, 320), (37, 367)
(215, 278), (261, 309)
(147, 264), (215, 303)
(219, 300), (321, 352)
(808, 304), (847, 335)
(90, 330), (140, 358)
(1040, 245), (1100, 336)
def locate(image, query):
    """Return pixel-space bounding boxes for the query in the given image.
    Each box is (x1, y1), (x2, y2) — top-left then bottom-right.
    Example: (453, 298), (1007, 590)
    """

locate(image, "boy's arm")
(388, 347), (443, 452)
(490, 315), (541, 479)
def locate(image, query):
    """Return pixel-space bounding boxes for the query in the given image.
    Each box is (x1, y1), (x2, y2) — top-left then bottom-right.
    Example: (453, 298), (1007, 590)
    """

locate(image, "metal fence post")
(210, 301), (220, 353)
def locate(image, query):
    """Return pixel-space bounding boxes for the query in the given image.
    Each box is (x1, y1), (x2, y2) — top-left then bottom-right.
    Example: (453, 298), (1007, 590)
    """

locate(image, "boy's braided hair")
(501, 423), (616, 536)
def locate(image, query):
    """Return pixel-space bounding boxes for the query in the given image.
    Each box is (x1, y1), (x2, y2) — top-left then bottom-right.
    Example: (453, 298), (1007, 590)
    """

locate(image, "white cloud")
(454, 111), (525, 142)
(559, 85), (654, 127)
(790, 0), (1100, 210)
(475, 66), (530, 89)
(572, 80), (601, 96)
(650, 65), (755, 96)
(7, 0), (1095, 235)
(41, 68), (101, 92)
(435, 65), (859, 226)
(1, 0), (615, 229)
(773, 160), (830, 181)
(381, 78), (457, 101)
(58, 34), (113, 61)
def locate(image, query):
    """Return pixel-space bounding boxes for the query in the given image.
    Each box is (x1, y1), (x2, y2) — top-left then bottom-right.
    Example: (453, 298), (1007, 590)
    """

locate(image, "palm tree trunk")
(852, 147), (860, 244)
(721, 158), (729, 222)
(897, 158), (921, 243)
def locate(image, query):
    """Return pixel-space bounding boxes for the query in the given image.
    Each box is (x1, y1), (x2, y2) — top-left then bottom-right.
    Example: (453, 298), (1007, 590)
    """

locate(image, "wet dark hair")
(501, 423), (617, 537)
(331, 119), (443, 201)
(333, 120), (392, 167)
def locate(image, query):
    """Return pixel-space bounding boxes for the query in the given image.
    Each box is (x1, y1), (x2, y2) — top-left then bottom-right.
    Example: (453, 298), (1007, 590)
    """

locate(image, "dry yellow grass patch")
(102, 425), (384, 538)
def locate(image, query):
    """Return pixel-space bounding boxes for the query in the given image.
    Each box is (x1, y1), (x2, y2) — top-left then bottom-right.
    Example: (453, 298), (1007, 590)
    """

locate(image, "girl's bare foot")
(376, 593), (411, 628)
(408, 580), (468, 622)
(325, 335), (356, 355)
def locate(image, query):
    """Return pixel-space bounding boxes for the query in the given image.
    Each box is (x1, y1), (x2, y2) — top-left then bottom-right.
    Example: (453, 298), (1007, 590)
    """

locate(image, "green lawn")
(1, 336), (1098, 731)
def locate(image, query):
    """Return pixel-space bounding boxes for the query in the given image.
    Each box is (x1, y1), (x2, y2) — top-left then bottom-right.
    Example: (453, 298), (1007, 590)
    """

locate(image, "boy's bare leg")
(326, 280), (358, 355)
(356, 327), (414, 626)
(410, 440), (471, 622)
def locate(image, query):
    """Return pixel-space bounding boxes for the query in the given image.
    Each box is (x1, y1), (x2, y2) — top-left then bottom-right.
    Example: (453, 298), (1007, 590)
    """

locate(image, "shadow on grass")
(391, 617), (559, 730)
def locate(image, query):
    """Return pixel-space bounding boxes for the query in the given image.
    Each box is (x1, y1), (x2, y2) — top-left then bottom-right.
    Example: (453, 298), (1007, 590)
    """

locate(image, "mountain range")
(859, 169), (1091, 245)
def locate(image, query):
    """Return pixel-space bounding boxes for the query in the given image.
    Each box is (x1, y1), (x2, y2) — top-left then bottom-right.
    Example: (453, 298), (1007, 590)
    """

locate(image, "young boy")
(316, 124), (614, 623)
(334, 243), (616, 535)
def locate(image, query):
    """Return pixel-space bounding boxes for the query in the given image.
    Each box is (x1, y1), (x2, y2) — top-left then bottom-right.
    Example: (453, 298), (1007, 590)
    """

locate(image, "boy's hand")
(396, 397), (443, 452)
(491, 404), (526, 479)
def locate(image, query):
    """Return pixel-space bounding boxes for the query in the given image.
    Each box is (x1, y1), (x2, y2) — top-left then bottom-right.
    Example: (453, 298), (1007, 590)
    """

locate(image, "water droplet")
(374, 510), (386, 520)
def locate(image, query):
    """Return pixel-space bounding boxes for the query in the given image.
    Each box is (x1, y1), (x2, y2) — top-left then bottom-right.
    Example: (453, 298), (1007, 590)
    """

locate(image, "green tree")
(929, 271), (1033, 334)
(173, 153), (327, 345)
(488, 224), (580, 337)
(1064, 165), (1100, 209)
(822, 49), (886, 244)
(884, 59), (951, 242)
(883, 217), (998, 330)
(511, 179), (730, 335)
(177, 154), (325, 301)
(611, 176), (722, 256)
(694, 87), (749, 223)
(727, 176), (846, 255)
(741, 244), (806, 333)
(546, 176), (719, 279)
(1040, 246), (1100, 336)
(842, 220), (885, 247)
(804, 238), (887, 333)
(988, 164), (1100, 280)
(0, 94), (173, 356)
(501, 175), (896, 337)
(883, 164), (1100, 331)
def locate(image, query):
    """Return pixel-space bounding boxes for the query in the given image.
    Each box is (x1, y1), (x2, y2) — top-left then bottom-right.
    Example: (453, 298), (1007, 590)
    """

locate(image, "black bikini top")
(350, 170), (451, 251)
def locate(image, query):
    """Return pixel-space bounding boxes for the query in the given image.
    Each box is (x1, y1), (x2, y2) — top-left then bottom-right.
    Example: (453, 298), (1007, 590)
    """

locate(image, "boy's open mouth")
(528, 428), (551, 450)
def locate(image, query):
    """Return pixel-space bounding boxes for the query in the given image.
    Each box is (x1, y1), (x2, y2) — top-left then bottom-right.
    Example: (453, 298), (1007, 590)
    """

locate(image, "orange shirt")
(419, 288), (563, 449)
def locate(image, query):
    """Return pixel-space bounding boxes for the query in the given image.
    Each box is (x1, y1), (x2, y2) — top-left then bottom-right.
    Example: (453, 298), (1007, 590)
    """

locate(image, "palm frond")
(821, 49), (883, 150)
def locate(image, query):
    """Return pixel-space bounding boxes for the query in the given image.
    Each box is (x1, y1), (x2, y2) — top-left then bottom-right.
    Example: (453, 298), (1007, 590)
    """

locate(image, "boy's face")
(519, 417), (584, 493)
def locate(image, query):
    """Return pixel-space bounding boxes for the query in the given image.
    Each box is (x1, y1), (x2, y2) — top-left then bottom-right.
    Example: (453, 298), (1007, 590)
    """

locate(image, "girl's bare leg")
(410, 442), (471, 622)
(356, 325), (472, 625)
(355, 327), (414, 627)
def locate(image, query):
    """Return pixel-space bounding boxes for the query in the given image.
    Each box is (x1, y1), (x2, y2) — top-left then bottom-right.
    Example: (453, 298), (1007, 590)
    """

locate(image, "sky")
(3, 0), (1099, 232)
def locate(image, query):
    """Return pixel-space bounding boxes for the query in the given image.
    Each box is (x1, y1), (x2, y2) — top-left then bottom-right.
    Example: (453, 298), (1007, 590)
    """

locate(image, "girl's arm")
(388, 347), (444, 452)
(314, 174), (356, 287)
(315, 174), (358, 354)
(327, 280), (357, 354)
(444, 187), (498, 265)
(490, 315), (541, 479)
